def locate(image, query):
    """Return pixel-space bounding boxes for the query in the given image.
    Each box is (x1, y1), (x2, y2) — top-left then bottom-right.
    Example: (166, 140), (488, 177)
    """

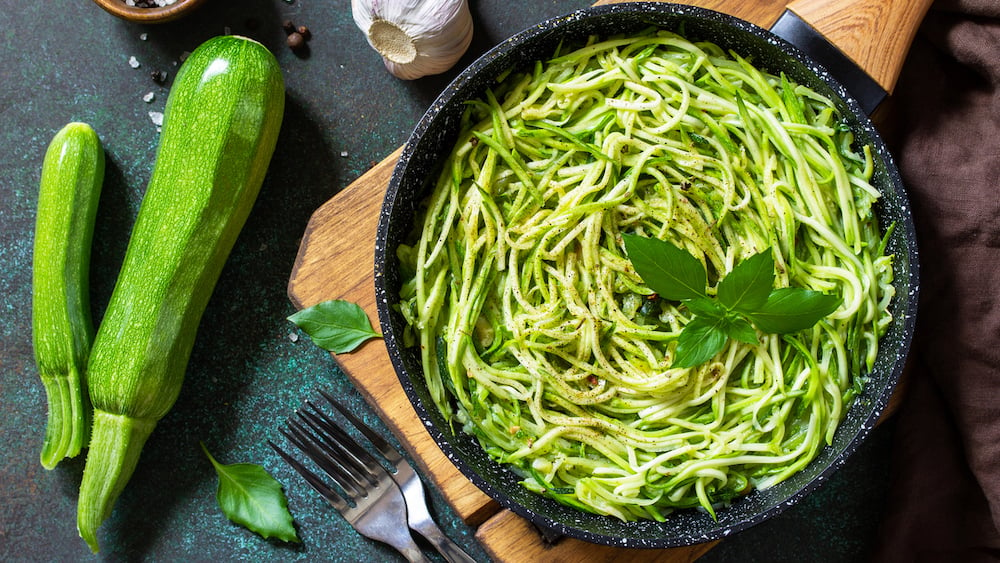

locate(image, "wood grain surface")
(286, 0), (919, 560)
(287, 146), (501, 525)
(786, 0), (933, 93)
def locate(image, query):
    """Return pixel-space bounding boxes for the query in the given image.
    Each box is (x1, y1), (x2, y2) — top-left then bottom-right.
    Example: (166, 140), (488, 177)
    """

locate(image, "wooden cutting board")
(286, 1), (926, 560)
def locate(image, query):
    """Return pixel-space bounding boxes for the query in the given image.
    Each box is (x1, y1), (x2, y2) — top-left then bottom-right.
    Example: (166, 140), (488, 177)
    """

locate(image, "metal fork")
(270, 403), (429, 562)
(316, 389), (477, 563)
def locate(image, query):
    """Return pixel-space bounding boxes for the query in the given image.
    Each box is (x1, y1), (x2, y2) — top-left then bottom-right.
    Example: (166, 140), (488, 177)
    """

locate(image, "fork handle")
(397, 543), (432, 563)
(412, 520), (477, 563)
(432, 537), (477, 563)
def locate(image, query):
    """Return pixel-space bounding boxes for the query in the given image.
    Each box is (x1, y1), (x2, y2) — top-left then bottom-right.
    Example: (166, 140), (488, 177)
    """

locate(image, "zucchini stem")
(77, 410), (157, 553)
(38, 364), (90, 469)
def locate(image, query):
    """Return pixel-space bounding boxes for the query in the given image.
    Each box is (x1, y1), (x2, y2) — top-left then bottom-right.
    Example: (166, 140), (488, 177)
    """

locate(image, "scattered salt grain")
(128, 56), (141, 69)
(340, 151), (349, 157)
(125, 0), (178, 6)
(148, 111), (164, 127)
(288, 332), (299, 343)
(139, 33), (148, 40)
(143, 92), (155, 103)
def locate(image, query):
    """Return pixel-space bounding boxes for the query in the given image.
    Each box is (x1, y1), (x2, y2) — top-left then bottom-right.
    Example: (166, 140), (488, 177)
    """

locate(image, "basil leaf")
(673, 316), (728, 368)
(722, 314), (759, 345)
(623, 236), (839, 370)
(288, 299), (381, 353)
(623, 234), (707, 301)
(717, 248), (775, 312)
(201, 443), (299, 543)
(746, 288), (841, 334)
(684, 296), (725, 319)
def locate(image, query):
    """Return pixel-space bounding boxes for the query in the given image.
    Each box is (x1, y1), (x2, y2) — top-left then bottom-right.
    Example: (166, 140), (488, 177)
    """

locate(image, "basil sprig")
(623, 234), (841, 368)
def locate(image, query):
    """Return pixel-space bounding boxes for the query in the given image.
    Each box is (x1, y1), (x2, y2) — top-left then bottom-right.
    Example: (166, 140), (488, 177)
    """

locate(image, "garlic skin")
(352, 0), (474, 80)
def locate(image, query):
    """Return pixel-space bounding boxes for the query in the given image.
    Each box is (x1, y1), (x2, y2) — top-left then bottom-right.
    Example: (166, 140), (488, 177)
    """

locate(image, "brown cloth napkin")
(874, 0), (1000, 561)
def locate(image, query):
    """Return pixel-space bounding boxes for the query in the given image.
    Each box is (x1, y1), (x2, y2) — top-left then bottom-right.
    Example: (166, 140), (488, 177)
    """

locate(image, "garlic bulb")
(351, 0), (474, 80)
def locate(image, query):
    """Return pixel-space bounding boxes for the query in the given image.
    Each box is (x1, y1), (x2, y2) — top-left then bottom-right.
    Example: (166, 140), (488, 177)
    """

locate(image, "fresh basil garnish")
(623, 234), (841, 368)
(746, 287), (842, 334)
(624, 234), (707, 301)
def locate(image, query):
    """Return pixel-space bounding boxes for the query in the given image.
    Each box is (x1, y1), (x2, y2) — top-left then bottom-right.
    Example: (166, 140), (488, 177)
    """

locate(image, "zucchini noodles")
(396, 28), (895, 521)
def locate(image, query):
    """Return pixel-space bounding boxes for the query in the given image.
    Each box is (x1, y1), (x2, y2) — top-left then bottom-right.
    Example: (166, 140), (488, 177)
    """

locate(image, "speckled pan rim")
(374, 2), (919, 549)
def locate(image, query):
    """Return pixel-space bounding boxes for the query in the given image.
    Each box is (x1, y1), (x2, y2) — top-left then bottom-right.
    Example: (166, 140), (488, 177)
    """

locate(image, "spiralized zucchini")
(396, 28), (895, 521)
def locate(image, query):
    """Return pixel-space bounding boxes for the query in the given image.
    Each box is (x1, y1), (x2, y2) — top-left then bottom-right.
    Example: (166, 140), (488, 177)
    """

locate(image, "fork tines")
(286, 402), (381, 499)
(268, 436), (351, 513)
(269, 396), (430, 562)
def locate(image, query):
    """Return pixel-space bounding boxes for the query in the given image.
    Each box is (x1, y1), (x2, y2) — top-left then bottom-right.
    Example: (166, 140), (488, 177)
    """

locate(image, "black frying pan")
(374, 1), (922, 548)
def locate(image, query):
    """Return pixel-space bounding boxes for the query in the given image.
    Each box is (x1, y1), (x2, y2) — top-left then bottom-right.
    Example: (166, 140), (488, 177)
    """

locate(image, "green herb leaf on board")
(288, 299), (382, 353)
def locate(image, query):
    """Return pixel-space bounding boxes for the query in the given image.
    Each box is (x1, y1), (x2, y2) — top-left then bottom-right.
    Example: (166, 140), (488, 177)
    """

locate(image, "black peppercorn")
(287, 32), (305, 50)
(296, 25), (311, 40)
(282, 20), (296, 35)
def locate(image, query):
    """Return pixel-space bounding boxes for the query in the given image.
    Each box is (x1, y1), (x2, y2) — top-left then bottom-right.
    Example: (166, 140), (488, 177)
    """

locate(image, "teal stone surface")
(0, 1), (893, 561)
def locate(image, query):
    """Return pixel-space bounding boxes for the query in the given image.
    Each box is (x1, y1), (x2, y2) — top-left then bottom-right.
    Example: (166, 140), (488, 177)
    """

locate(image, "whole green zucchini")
(77, 35), (285, 552)
(32, 122), (104, 469)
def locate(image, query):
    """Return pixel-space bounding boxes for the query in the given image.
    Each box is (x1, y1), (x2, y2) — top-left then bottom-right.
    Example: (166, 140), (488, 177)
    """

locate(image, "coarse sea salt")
(125, 0), (178, 6)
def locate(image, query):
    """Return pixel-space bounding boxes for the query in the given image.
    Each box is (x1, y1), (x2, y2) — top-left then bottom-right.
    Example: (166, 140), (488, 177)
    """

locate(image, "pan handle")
(783, 0), (933, 95)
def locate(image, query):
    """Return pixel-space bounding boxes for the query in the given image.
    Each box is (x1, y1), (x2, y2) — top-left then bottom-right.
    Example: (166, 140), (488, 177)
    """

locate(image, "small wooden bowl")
(91, 0), (208, 23)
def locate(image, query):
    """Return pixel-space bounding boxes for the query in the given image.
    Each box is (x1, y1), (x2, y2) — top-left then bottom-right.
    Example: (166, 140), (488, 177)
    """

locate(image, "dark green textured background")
(0, 1), (893, 561)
